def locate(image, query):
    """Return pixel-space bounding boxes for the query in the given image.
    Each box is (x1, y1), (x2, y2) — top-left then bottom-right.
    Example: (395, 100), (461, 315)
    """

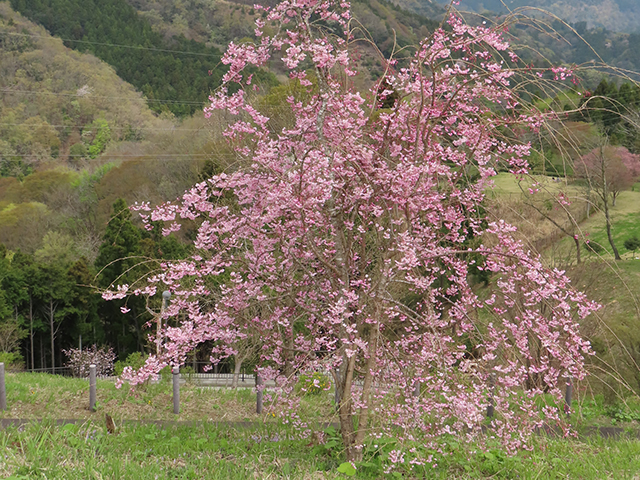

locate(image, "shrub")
(584, 240), (605, 254)
(63, 345), (115, 377)
(0, 351), (25, 371)
(114, 351), (148, 376)
(624, 236), (640, 252)
(297, 372), (331, 395)
(68, 142), (87, 159)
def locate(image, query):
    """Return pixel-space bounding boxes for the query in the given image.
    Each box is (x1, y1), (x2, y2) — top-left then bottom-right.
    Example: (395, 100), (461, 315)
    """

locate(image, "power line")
(0, 122), (211, 132)
(1, 89), (207, 106)
(0, 31), (224, 58)
(0, 153), (233, 158)
(0, 89), (301, 111)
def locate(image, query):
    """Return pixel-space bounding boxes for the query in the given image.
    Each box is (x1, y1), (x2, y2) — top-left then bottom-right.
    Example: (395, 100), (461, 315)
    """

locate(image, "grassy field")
(0, 372), (334, 423)
(3, 419), (640, 479)
(4, 375), (640, 478)
(4, 409), (640, 479)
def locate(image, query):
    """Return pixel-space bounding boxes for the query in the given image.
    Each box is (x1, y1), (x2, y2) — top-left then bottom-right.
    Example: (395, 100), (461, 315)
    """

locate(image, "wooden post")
(89, 364), (96, 412)
(0, 363), (6, 411)
(486, 373), (495, 419)
(414, 380), (420, 398)
(256, 374), (263, 414)
(173, 366), (180, 415)
(565, 376), (573, 415)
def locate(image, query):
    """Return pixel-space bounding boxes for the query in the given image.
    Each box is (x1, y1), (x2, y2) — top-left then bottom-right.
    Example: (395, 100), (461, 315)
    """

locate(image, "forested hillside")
(0, 3), (163, 176)
(432, 0), (640, 33)
(506, 18), (640, 77)
(127, 0), (443, 53)
(124, 0), (441, 82)
(0, 3), (232, 369)
(7, 0), (229, 116)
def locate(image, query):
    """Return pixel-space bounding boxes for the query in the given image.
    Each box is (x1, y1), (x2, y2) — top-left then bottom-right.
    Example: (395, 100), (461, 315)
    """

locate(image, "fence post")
(564, 376), (572, 415)
(0, 363), (6, 411)
(173, 366), (180, 415)
(414, 380), (420, 398)
(256, 374), (263, 414)
(486, 373), (495, 419)
(89, 364), (96, 412)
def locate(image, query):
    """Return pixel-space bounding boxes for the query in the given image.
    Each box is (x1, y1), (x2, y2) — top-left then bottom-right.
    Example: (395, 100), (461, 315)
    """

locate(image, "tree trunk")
(573, 236), (581, 265)
(29, 295), (34, 372)
(283, 325), (294, 380)
(353, 320), (380, 451)
(337, 353), (359, 461)
(49, 300), (55, 373)
(232, 354), (244, 389)
(602, 178), (622, 260)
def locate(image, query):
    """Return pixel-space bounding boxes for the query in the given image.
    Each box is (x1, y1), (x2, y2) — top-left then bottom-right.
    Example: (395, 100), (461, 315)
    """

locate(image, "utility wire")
(1, 89), (207, 105)
(0, 90), (296, 111)
(0, 89), (299, 110)
(0, 122), (212, 132)
(0, 31), (225, 58)
(1, 153), (234, 158)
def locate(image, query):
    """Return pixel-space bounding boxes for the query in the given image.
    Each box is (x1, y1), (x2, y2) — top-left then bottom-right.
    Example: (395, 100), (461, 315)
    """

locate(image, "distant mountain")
(430, 0), (640, 34)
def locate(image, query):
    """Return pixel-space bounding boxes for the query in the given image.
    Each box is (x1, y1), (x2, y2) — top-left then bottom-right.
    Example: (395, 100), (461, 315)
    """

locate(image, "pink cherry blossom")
(103, 0), (599, 465)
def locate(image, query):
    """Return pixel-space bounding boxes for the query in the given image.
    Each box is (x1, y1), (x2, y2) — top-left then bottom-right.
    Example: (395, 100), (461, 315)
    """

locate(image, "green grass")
(5, 375), (640, 478)
(0, 372), (337, 424)
(548, 188), (640, 260)
(0, 421), (341, 479)
(3, 420), (640, 479)
(584, 212), (640, 259)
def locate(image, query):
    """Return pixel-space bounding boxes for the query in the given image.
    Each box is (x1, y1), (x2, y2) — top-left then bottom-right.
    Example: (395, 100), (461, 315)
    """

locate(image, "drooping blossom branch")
(104, 0), (598, 464)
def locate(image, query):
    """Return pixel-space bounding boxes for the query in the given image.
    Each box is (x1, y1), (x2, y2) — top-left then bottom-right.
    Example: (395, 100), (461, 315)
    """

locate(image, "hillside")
(0, 2), (229, 258)
(432, 0), (640, 34)
(0, 3), (163, 176)
(127, 0), (444, 52)
(7, 0), (229, 116)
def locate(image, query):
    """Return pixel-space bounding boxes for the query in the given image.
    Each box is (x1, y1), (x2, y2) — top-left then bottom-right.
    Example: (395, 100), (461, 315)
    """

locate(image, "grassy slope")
(490, 173), (640, 405)
(3, 421), (640, 479)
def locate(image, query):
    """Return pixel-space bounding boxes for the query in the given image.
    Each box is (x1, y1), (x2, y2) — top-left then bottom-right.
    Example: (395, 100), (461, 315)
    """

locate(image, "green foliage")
(584, 240), (605, 254)
(114, 351), (148, 376)
(68, 143), (87, 159)
(34, 231), (77, 266)
(0, 350), (24, 370)
(86, 119), (111, 159)
(624, 236), (640, 252)
(605, 404), (640, 424)
(297, 372), (331, 395)
(337, 462), (356, 476)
